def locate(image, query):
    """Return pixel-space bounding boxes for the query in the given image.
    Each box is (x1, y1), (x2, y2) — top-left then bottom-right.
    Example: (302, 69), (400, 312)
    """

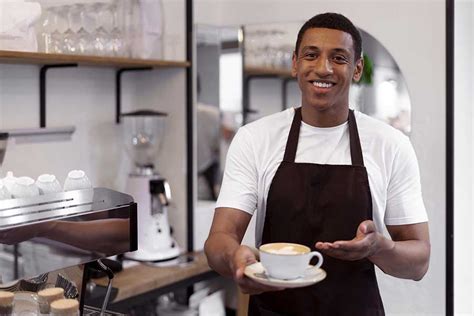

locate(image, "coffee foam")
(268, 246), (299, 255)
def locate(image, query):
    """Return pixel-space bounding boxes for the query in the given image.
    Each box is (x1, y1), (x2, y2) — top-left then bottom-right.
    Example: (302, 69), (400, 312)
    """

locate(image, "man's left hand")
(315, 220), (382, 261)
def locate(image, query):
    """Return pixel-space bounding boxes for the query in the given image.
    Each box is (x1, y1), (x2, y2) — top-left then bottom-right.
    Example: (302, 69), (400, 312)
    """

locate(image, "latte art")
(268, 246), (300, 255)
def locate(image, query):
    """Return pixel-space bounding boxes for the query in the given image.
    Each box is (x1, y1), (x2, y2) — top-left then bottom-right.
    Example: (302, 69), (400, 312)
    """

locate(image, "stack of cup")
(38, 287), (65, 314)
(0, 291), (14, 315)
(50, 298), (80, 316)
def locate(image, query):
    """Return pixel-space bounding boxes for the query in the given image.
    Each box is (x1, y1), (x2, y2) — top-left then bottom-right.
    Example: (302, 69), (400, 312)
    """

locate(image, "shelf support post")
(115, 67), (152, 124)
(39, 64), (78, 128)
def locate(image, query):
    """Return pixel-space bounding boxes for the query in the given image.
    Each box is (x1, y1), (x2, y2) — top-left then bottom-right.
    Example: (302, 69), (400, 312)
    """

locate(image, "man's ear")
(352, 56), (364, 82)
(291, 51), (298, 78)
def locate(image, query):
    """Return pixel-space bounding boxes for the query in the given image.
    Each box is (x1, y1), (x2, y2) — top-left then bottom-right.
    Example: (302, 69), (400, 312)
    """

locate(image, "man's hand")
(232, 245), (284, 295)
(315, 220), (393, 261)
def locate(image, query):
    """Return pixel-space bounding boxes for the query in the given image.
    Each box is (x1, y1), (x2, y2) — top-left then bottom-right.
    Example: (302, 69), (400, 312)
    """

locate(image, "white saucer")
(244, 262), (326, 289)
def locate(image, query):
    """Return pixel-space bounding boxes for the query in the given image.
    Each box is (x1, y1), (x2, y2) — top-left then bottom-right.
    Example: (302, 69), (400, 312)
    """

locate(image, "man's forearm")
(369, 234), (430, 281)
(204, 232), (241, 277)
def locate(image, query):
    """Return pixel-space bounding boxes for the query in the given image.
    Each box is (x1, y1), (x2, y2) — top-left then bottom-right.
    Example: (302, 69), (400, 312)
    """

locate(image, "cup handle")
(308, 251), (323, 269)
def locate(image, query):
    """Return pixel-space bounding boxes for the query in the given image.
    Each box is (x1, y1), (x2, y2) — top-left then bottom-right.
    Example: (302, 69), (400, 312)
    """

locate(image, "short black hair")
(295, 13), (362, 61)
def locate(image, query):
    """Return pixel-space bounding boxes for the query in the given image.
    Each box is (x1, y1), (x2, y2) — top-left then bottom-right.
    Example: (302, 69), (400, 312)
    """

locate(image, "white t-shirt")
(216, 107), (428, 246)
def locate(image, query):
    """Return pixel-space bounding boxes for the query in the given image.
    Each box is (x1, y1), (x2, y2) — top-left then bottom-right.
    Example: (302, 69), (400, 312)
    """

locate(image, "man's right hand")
(231, 245), (284, 295)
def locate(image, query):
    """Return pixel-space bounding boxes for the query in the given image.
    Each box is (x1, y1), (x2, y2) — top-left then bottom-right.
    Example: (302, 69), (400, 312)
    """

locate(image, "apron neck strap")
(348, 109), (364, 166)
(283, 107), (365, 166)
(283, 107), (302, 162)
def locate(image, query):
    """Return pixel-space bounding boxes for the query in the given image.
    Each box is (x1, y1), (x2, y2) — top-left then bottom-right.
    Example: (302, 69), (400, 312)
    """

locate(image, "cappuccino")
(259, 242), (323, 280)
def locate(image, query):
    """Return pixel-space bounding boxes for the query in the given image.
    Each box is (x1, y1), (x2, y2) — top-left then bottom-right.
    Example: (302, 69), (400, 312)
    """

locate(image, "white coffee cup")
(36, 174), (62, 195)
(0, 179), (11, 200)
(259, 242), (323, 280)
(2, 171), (16, 193)
(10, 176), (40, 198)
(63, 170), (92, 191)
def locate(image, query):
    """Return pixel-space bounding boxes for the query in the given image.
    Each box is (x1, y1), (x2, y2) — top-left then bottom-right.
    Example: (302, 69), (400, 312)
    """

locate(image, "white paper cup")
(10, 176), (40, 198)
(36, 174), (62, 195)
(259, 243), (323, 280)
(63, 170), (92, 191)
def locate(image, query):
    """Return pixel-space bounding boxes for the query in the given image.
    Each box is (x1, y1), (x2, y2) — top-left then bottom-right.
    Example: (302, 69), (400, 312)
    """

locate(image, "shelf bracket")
(40, 64), (78, 128)
(115, 67), (153, 124)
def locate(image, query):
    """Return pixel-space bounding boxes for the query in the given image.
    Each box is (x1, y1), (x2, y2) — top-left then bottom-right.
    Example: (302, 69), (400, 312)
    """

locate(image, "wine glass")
(59, 5), (77, 54)
(91, 2), (110, 56)
(109, 3), (126, 56)
(38, 7), (53, 53)
(74, 4), (94, 55)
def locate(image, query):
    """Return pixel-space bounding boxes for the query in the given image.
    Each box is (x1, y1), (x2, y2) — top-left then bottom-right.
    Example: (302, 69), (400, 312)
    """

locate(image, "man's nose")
(314, 56), (333, 76)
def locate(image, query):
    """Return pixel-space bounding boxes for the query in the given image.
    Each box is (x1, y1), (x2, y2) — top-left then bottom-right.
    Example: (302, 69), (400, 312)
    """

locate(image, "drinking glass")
(48, 7), (63, 54)
(74, 4), (94, 55)
(90, 2), (110, 56)
(109, 3), (126, 56)
(39, 8), (53, 53)
(59, 5), (77, 54)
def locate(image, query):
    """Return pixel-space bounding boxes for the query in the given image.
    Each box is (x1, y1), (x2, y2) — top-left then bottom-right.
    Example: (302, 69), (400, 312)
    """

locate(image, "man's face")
(292, 27), (363, 112)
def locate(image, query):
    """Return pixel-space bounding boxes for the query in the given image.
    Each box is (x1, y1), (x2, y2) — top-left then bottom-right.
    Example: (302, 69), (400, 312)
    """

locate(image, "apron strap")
(348, 109), (365, 166)
(283, 107), (302, 162)
(283, 107), (365, 166)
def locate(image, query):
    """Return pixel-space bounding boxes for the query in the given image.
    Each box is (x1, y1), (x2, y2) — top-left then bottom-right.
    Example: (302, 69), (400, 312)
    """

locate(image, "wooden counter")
(93, 252), (215, 303)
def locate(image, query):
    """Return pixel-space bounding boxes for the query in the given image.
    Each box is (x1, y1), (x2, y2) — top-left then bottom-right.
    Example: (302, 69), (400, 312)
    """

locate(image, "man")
(205, 13), (430, 315)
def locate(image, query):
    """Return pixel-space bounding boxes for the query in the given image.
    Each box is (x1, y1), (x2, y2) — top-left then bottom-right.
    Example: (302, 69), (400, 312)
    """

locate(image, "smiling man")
(205, 13), (430, 315)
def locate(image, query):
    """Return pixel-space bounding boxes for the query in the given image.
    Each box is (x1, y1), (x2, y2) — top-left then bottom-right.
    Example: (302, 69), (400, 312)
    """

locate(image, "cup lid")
(37, 174), (57, 183)
(15, 176), (35, 186)
(68, 170), (85, 179)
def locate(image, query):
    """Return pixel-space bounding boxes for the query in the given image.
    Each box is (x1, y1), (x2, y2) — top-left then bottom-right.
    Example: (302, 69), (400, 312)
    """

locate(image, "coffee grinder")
(121, 110), (180, 261)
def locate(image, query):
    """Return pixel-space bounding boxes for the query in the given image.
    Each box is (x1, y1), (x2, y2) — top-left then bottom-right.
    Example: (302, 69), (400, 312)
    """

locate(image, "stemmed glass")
(91, 2), (110, 56)
(59, 5), (77, 54)
(74, 4), (94, 55)
(39, 8), (53, 53)
(48, 7), (64, 54)
(109, 3), (126, 56)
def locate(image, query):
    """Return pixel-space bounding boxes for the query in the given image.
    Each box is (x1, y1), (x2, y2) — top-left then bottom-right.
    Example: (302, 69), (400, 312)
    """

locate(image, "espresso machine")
(121, 110), (180, 262)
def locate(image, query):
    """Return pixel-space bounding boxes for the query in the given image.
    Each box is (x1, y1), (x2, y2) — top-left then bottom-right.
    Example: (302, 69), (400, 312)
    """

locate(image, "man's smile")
(309, 79), (336, 93)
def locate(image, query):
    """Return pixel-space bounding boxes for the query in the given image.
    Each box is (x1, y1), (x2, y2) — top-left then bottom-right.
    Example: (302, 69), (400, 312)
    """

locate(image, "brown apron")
(248, 107), (384, 316)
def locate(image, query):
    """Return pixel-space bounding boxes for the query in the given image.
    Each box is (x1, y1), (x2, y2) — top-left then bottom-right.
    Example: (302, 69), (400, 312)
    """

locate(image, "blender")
(121, 110), (180, 262)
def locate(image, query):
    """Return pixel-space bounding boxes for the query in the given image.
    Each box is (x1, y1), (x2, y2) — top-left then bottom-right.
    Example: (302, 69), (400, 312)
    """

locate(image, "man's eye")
(334, 56), (348, 63)
(304, 52), (317, 59)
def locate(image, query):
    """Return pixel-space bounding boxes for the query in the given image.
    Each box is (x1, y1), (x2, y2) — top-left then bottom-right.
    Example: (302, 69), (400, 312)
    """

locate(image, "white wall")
(454, 0), (474, 314)
(0, 0), (190, 250)
(195, 0), (446, 314)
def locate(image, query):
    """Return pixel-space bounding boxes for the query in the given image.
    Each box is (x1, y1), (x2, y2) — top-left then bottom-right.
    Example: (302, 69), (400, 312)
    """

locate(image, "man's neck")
(301, 105), (349, 128)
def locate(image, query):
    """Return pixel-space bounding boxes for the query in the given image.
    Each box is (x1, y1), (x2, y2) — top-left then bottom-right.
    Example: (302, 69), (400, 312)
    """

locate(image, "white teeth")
(313, 81), (333, 88)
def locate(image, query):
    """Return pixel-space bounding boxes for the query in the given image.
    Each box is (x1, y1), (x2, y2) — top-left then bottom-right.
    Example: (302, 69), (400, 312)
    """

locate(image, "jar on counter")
(0, 291), (14, 316)
(50, 299), (79, 316)
(38, 287), (64, 314)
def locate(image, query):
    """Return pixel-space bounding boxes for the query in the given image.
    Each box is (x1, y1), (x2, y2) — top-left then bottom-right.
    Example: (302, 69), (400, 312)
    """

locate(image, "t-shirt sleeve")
(215, 127), (258, 215)
(385, 136), (428, 225)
